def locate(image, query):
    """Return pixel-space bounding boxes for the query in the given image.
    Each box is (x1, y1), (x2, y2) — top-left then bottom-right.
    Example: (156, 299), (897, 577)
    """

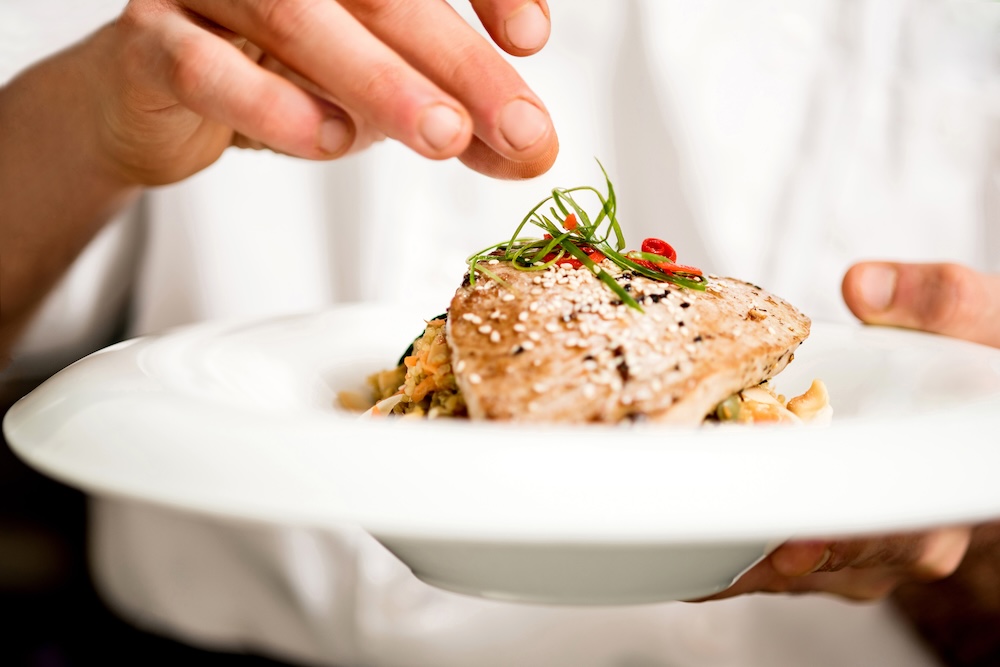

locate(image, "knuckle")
(439, 43), (500, 103)
(116, 1), (170, 75)
(251, 0), (319, 45)
(345, 0), (408, 23)
(357, 62), (407, 108)
(117, 1), (146, 32)
(246, 88), (290, 135)
(167, 35), (215, 100)
(118, 0), (175, 32)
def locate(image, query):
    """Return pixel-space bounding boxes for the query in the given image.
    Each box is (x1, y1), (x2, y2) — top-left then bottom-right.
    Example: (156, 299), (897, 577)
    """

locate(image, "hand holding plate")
(842, 261), (1000, 348)
(703, 527), (973, 602)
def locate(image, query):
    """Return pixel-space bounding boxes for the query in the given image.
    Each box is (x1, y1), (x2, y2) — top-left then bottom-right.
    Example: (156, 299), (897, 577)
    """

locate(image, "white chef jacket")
(4, 0), (999, 665)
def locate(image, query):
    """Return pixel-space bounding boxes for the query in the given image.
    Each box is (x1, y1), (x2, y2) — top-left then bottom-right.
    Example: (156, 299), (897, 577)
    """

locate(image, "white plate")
(6, 305), (1000, 604)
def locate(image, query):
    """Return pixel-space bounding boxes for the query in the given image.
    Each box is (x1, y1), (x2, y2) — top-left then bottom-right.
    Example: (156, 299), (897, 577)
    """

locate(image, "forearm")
(0, 29), (140, 362)
(893, 522), (1000, 667)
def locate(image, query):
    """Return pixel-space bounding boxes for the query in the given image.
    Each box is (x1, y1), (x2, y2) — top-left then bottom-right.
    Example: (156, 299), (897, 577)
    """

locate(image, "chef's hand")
(702, 261), (1000, 666)
(704, 528), (973, 602)
(842, 261), (1000, 348)
(90, 0), (558, 185)
(704, 261), (1000, 603)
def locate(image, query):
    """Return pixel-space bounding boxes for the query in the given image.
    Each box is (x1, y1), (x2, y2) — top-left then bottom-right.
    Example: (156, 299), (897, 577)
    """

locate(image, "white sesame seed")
(468, 373), (482, 384)
(533, 383), (547, 393)
(518, 311), (529, 322)
(455, 360), (466, 373)
(490, 330), (501, 343)
(478, 324), (492, 334)
(544, 322), (560, 333)
(488, 259), (500, 265)
(501, 293), (516, 302)
(582, 384), (597, 399)
(513, 323), (527, 333)
(528, 332), (541, 342)
(462, 313), (482, 324)
(490, 309), (501, 320)
(521, 340), (536, 350)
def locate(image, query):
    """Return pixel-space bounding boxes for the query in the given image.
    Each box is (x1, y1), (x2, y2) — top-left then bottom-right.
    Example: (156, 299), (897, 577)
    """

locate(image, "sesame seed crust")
(446, 260), (811, 425)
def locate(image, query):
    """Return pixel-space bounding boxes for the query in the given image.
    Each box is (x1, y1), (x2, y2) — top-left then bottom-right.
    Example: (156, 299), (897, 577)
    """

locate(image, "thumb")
(841, 262), (1000, 348)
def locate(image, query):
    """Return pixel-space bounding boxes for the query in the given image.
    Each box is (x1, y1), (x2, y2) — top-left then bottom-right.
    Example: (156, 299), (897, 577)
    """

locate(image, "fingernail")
(319, 115), (351, 156)
(419, 104), (464, 151)
(499, 99), (549, 151)
(505, 2), (549, 51)
(857, 264), (898, 312)
(809, 548), (833, 573)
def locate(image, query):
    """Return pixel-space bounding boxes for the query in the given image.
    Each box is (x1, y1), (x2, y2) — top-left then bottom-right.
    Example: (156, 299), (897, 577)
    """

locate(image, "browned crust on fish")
(446, 261), (810, 425)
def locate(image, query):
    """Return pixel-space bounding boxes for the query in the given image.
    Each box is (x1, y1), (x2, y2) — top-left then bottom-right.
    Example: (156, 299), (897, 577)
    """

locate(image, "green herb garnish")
(465, 161), (707, 312)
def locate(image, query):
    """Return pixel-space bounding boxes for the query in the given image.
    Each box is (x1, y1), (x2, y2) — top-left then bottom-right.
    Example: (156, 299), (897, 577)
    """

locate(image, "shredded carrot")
(411, 376), (438, 402)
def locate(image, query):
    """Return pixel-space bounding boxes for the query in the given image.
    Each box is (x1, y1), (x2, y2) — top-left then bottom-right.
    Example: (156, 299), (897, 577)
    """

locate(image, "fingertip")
(498, 98), (553, 154)
(503, 1), (550, 54)
(842, 262), (898, 323)
(317, 113), (355, 158)
(458, 131), (558, 180)
(417, 103), (471, 156)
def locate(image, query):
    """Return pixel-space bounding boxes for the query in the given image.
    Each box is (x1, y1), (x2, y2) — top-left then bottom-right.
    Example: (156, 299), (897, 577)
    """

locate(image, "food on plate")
(361, 164), (830, 425)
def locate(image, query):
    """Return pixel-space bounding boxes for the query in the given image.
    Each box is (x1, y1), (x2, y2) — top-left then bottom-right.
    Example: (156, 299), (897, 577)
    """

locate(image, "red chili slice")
(629, 256), (703, 277)
(629, 257), (660, 273)
(563, 213), (578, 230)
(667, 263), (703, 276)
(641, 237), (677, 262)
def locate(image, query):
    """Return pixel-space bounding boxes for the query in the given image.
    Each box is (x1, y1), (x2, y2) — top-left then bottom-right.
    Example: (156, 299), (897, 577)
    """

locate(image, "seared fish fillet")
(447, 261), (810, 425)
